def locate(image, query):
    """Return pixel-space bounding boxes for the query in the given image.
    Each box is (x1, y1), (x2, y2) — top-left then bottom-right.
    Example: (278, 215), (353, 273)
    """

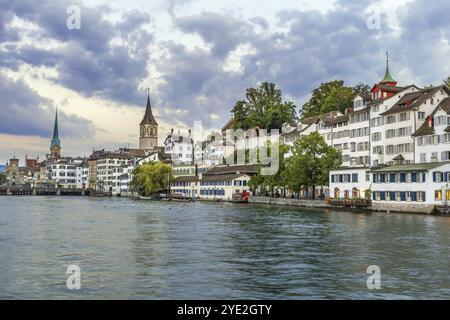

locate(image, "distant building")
(164, 129), (194, 164)
(49, 109), (61, 160)
(170, 164), (257, 200)
(46, 157), (86, 189)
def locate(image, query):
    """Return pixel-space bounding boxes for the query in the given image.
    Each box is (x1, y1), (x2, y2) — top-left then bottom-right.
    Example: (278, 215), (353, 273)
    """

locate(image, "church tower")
(50, 109), (61, 159)
(139, 90), (158, 151)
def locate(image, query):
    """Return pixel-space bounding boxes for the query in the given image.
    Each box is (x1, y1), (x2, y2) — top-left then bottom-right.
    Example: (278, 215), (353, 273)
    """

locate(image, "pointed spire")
(51, 108), (60, 147)
(381, 51), (396, 84)
(140, 88), (158, 125)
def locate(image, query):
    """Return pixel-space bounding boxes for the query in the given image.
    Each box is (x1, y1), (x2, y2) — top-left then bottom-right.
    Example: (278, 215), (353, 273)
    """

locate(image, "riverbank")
(247, 196), (448, 215)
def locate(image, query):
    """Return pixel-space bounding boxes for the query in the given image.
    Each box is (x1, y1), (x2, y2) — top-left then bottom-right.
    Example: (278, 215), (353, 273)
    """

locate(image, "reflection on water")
(0, 197), (449, 299)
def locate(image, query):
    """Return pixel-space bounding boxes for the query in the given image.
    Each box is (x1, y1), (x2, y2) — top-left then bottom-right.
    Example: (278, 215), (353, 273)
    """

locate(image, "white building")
(329, 167), (371, 199)
(371, 162), (450, 213)
(46, 157), (85, 189)
(164, 129), (194, 164)
(376, 85), (449, 165)
(413, 97), (450, 163)
(170, 164), (257, 200)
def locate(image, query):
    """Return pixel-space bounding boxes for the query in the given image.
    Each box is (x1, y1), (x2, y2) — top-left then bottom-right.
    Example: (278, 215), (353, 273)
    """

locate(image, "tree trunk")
(312, 185), (316, 200)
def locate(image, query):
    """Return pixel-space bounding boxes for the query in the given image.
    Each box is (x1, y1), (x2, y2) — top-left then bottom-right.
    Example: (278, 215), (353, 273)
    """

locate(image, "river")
(0, 196), (449, 299)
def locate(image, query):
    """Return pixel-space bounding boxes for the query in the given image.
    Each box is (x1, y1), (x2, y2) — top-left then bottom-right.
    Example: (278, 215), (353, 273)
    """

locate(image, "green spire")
(381, 51), (396, 83)
(51, 108), (60, 147)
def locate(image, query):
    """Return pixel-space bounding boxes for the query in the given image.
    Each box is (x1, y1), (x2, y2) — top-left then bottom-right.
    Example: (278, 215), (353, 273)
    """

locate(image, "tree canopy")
(285, 132), (342, 199)
(301, 81), (370, 118)
(131, 162), (173, 196)
(444, 76), (450, 89)
(248, 143), (290, 196)
(231, 82), (297, 131)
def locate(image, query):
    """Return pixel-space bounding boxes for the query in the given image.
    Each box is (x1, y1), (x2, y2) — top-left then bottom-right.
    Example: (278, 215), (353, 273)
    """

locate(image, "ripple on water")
(0, 196), (449, 299)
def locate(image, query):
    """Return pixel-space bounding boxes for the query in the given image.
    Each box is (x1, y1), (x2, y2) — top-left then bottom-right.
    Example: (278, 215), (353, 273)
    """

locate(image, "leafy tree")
(285, 132), (342, 199)
(300, 80), (346, 118)
(320, 86), (354, 114)
(131, 162), (173, 196)
(301, 81), (370, 118)
(352, 82), (371, 95)
(0, 173), (6, 185)
(248, 143), (290, 196)
(231, 82), (297, 130)
(444, 76), (450, 89)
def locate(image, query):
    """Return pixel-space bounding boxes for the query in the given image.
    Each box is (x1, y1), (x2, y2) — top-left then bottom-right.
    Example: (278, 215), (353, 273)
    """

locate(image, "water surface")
(0, 196), (449, 299)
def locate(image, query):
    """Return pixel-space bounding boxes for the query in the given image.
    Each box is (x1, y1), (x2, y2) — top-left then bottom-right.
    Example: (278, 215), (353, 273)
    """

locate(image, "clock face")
(150, 126), (156, 136)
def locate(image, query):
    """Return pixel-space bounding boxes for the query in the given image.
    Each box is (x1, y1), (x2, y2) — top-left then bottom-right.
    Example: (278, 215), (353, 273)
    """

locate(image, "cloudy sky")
(1, 0), (450, 164)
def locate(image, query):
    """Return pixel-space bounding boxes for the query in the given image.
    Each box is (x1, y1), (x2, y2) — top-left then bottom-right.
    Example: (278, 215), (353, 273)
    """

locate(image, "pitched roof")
(371, 162), (449, 172)
(412, 97), (450, 137)
(140, 94), (158, 125)
(322, 115), (349, 125)
(300, 115), (320, 125)
(205, 164), (258, 175)
(222, 118), (234, 131)
(381, 86), (447, 116)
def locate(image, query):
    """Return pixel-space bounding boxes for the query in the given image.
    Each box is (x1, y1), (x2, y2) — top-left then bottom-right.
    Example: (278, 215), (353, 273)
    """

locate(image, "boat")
(168, 192), (194, 202)
(139, 195), (154, 200)
(232, 191), (250, 203)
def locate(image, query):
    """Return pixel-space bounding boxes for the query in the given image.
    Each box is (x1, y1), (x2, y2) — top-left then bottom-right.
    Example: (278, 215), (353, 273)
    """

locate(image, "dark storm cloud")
(156, 4), (387, 127)
(0, 73), (96, 139)
(174, 11), (254, 58)
(0, 0), (153, 105)
(157, 0), (450, 129)
(1, 0), (449, 133)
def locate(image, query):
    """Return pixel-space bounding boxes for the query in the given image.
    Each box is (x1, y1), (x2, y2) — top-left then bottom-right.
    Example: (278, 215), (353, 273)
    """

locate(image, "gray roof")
(371, 162), (450, 172)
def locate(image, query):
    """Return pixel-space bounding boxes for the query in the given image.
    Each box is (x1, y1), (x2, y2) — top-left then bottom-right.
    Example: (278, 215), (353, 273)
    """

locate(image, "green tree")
(131, 162), (173, 196)
(443, 76), (450, 89)
(285, 132), (342, 199)
(231, 82), (297, 130)
(248, 143), (290, 197)
(0, 173), (6, 185)
(300, 80), (346, 118)
(301, 81), (370, 118)
(352, 82), (371, 95)
(320, 86), (355, 114)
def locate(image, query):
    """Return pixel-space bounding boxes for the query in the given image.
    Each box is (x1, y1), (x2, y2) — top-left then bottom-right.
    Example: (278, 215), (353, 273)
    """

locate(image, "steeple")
(380, 51), (396, 84)
(51, 108), (60, 147)
(49, 108), (61, 159)
(140, 89), (158, 125)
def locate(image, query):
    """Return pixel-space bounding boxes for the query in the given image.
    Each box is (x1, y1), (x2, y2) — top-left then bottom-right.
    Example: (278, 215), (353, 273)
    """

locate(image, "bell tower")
(139, 89), (158, 151)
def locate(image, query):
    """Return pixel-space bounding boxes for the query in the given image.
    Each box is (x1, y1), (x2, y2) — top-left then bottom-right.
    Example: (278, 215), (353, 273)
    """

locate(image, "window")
(420, 153), (426, 163)
(435, 190), (442, 201)
(373, 146), (383, 154)
(417, 111), (425, 120)
(372, 132), (382, 141)
(385, 115), (396, 124)
(431, 152), (438, 162)
(399, 112), (410, 122)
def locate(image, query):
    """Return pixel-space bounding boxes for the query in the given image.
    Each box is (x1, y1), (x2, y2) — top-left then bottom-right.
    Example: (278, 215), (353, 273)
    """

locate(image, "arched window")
(334, 188), (340, 198)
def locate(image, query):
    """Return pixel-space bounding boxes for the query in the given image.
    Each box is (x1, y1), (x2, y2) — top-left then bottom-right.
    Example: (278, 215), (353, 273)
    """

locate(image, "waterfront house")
(170, 164), (257, 200)
(370, 162), (450, 213)
(329, 166), (371, 199)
